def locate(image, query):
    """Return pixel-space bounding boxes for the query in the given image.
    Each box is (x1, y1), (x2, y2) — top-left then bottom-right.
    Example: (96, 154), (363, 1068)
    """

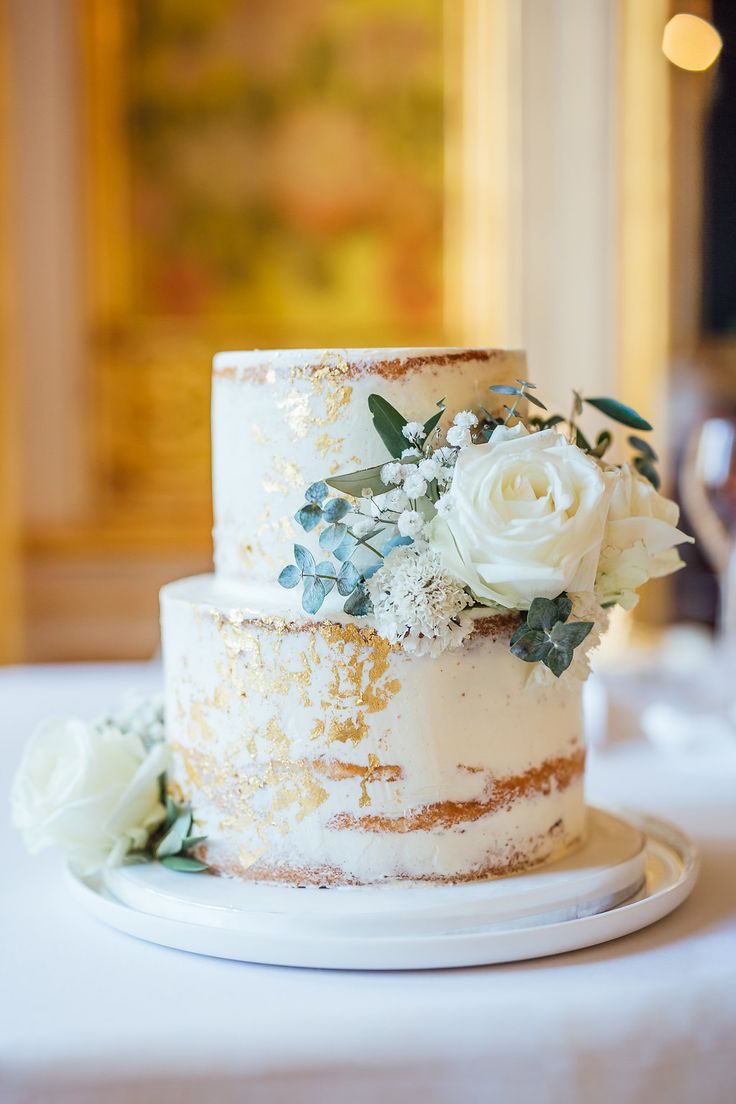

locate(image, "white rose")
(596, 464), (693, 609)
(430, 424), (616, 609)
(11, 718), (168, 874)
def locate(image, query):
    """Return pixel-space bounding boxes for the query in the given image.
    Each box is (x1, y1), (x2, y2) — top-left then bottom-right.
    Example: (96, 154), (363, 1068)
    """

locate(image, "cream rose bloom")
(430, 424), (616, 609)
(596, 464), (693, 609)
(11, 718), (168, 874)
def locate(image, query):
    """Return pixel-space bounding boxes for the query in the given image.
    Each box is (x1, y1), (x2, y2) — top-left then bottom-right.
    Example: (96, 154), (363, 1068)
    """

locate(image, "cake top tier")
(211, 346), (525, 592)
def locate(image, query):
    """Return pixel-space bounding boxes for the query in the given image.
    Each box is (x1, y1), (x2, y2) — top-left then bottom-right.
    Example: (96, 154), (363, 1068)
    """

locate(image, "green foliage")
(510, 594), (593, 678)
(628, 435), (660, 488)
(151, 797), (208, 873)
(584, 396), (653, 432)
(423, 398), (446, 440)
(161, 855), (209, 873)
(367, 394), (410, 458)
(326, 465), (387, 497)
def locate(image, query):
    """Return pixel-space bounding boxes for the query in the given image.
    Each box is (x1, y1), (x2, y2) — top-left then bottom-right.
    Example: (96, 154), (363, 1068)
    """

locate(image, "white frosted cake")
(161, 349), (589, 884)
(12, 347), (692, 894)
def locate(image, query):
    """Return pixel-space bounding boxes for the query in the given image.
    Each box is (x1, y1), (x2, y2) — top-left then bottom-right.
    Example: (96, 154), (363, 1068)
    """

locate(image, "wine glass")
(682, 416), (736, 635)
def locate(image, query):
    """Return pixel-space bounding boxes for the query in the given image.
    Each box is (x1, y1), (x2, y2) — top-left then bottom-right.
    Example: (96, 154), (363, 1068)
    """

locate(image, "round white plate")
(67, 806), (698, 970)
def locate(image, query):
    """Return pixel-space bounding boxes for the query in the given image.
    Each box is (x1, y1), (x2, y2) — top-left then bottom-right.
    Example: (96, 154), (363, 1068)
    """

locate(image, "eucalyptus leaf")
(319, 522), (348, 552)
(155, 810), (192, 859)
(294, 544), (316, 575)
(343, 584), (372, 617)
(584, 396), (653, 431)
(524, 393), (548, 411)
(510, 628), (550, 663)
(516, 379), (537, 389)
(550, 620), (593, 648)
(305, 481), (329, 504)
(367, 394), (409, 458)
(332, 533), (358, 561)
(323, 498), (350, 523)
(278, 564), (301, 589)
(295, 503), (322, 532)
(629, 435), (658, 460)
(161, 855), (209, 873)
(316, 561), (336, 594)
(337, 560), (361, 596)
(326, 465), (387, 498)
(302, 576), (327, 615)
(526, 595), (570, 633)
(489, 384), (521, 396)
(545, 644), (574, 678)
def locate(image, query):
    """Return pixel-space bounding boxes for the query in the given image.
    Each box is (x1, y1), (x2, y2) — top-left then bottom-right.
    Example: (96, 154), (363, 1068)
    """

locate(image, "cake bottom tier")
(161, 576), (587, 886)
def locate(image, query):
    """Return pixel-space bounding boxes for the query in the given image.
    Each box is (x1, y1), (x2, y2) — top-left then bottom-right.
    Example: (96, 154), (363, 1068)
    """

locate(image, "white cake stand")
(67, 807), (698, 970)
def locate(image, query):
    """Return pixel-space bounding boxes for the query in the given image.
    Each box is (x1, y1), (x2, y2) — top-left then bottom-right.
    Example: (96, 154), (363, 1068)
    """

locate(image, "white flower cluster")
(11, 697), (169, 874)
(366, 544), (474, 658)
(446, 410), (478, 449)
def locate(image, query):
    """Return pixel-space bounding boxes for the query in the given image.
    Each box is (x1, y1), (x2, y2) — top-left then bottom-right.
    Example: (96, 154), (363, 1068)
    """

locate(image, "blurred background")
(0, 0), (734, 664)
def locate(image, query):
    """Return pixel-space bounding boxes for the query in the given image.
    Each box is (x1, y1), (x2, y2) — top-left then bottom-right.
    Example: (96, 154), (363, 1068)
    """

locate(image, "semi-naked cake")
(161, 348), (588, 885)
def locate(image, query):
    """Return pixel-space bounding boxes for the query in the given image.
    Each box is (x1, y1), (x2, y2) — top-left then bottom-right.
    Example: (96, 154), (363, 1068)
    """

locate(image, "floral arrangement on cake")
(278, 380), (692, 676)
(11, 696), (208, 875)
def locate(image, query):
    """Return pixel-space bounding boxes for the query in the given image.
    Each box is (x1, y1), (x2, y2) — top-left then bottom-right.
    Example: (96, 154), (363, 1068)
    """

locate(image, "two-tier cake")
(161, 349), (594, 885)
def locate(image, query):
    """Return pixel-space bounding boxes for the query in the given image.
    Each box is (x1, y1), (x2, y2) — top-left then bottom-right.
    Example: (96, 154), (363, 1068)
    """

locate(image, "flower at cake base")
(366, 544), (474, 657)
(596, 464), (693, 610)
(11, 716), (168, 875)
(430, 423), (617, 609)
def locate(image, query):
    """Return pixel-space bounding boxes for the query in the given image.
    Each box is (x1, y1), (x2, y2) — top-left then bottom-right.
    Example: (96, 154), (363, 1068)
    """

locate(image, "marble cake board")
(67, 807), (698, 970)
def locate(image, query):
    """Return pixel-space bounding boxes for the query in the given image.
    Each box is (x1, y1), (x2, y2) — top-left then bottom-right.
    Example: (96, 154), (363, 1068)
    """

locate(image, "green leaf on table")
(584, 397), (653, 431)
(161, 855), (209, 873)
(181, 835), (207, 851)
(367, 394), (409, 458)
(155, 810), (192, 859)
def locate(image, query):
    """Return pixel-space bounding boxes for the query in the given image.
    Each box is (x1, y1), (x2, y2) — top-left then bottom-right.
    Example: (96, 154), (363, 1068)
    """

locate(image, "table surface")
(2, 662), (736, 1104)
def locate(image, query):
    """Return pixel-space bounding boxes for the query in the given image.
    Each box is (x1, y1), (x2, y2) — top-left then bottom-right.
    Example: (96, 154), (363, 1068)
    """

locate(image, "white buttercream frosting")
(161, 575), (586, 885)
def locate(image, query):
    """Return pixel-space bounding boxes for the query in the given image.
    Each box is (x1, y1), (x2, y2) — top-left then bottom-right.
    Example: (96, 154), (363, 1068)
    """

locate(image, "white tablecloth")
(2, 663), (736, 1104)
